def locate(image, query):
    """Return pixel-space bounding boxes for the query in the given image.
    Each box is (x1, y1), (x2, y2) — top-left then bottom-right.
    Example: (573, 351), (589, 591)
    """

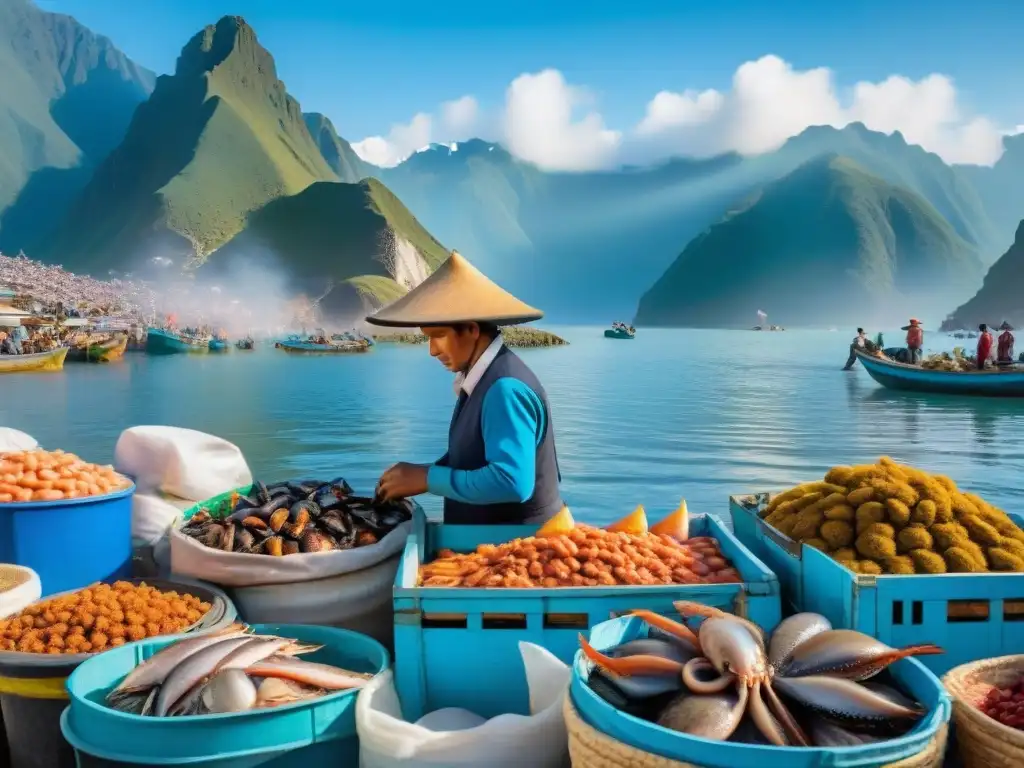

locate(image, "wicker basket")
(564, 695), (947, 768)
(943, 654), (1024, 768)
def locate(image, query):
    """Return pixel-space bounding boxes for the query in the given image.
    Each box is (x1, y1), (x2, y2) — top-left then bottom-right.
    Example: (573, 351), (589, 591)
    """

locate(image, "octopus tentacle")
(579, 634), (684, 677)
(762, 679), (811, 746)
(748, 680), (788, 746)
(628, 610), (702, 653)
(682, 657), (736, 693)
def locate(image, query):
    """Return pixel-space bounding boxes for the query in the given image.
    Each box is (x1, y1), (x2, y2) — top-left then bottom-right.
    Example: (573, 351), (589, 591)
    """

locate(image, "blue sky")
(43, 0), (1024, 156)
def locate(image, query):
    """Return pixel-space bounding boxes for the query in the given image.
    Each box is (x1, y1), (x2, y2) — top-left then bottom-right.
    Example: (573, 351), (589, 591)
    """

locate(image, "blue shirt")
(426, 377), (547, 505)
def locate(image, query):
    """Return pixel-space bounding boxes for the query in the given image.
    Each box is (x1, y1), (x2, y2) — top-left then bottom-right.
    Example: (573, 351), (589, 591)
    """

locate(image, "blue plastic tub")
(570, 615), (951, 768)
(393, 508), (781, 721)
(0, 484), (135, 597)
(61, 623), (389, 767)
(730, 493), (1024, 675)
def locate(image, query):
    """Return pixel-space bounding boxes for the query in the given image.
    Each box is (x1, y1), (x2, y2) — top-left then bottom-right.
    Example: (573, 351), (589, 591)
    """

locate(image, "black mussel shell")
(232, 494), (260, 512)
(327, 477), (354, 496)
(233, 527), (256, 552)
(288, 480), (321, 497)
(290, 500), (321, 519)
(318, 511), (352, 537)
(255, 481), (271, 504)
(313, 486), (345, 511)
(258, 495), (292, 517)
(265, 483), (293, 498)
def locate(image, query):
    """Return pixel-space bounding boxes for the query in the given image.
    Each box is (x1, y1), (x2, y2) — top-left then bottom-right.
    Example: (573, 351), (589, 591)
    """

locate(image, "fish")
(809, 717), (883, 747)
(107, 624), (250, 700)
(657, 686), (749, 741)
(767, 613), (832, 671)
(612, 637), (697, 664)
(245, 655), (374, 690)
(201, 669), (257, 714)
(254, 677), (325, 708)
(780, 630), (943, 681)
(154, 636), (256, 716)
(771, 675), (926, 721)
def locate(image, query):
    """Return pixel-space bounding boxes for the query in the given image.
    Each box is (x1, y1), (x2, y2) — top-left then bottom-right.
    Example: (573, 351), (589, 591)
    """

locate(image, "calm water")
(2, 329), (1022, 525)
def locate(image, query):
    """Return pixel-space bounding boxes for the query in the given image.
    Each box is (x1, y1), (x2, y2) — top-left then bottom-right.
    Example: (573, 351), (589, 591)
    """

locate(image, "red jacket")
(978, 332), (994, 361)
(998, 331), (1015, 361)
(906, 327), (923, 349)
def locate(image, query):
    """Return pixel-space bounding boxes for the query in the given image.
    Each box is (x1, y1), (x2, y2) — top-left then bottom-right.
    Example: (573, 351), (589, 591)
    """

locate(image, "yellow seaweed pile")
(763, 458), (1024, 574)
(921, 349), (973, 372)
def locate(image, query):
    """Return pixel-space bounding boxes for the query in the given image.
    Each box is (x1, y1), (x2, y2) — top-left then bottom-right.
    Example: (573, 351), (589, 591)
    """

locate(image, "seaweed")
(820, 520), (855, 549)
(896, 525), (933, 554)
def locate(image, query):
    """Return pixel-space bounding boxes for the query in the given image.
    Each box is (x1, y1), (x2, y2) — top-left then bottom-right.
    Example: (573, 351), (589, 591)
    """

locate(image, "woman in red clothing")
(998, 321), (1015, 364)
(976, 323), (994, 369)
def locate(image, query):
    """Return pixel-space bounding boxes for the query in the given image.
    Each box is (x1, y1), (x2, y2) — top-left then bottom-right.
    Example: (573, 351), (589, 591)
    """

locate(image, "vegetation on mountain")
(303, 112), (371, 183)
(634, 156), (985, 329)
(941, 221), (1024, 331)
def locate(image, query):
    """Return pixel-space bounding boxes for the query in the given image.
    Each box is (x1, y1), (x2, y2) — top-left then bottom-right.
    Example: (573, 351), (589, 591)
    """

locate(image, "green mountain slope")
(957, 134), (1024, 250)
(38, 15), (337, 270)
(209, 178), (448, 316)
(303, 112), (370, 183)
(634, 156), (985, 329)
(941, 221), (1024, 331)
(0, 0), (155, 251)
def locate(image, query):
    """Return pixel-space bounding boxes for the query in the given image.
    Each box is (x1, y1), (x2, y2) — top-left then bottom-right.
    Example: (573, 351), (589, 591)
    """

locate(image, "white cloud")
(351, 55), (1012, 171)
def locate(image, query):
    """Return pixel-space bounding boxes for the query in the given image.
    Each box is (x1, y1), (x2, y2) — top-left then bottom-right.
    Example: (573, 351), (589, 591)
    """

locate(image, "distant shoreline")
(373, 327), (568, 348)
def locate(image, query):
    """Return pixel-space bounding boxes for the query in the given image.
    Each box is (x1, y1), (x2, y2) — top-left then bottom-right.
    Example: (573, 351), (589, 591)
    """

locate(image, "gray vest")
(441, 346), (562, 525)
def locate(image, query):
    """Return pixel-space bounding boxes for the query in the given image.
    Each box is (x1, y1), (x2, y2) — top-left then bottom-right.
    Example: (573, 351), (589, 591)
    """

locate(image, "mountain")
(633, 156), (986, 329)
(0, 0), (155, 252)
(303, 112), (371, 183)
(208, 178), (449, 316)
(37, 15), (337, 271)
(941, 220), (1024, 331)
(958, 134), (1024, 249)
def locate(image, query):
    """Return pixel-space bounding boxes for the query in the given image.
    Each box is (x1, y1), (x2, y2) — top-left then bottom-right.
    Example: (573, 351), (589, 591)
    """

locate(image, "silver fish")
(217, 637), (295, 672)
(155, 636), (255, 716)
(201, 669), (257, 714)
(657, 685), (749, 741)
(767, 613), (832, 671)
(781, 630), (943, 681)
(772, 675), (925, 720)
(246, 655), (374, 690)
(809, 718), (883, 747)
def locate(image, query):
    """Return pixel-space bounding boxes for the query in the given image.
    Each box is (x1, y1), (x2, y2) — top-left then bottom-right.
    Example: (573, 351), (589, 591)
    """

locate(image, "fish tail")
(897, 643), (944, 658)
(578, 633), (683, 677)
(630, 609), (702, 651)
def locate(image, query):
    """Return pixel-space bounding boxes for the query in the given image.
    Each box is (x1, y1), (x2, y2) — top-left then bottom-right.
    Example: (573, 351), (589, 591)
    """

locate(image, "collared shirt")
(427, 336), (548, 506)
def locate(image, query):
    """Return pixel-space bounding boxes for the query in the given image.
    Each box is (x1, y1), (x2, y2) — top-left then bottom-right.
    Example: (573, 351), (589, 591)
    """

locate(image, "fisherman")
(977, 323), (994, 370)
(902, 318), (923, 365)
(0, 332), (17, 355)
(843, 328), (868, 370)
(998, 322), (1015, 364)
(371, 250), (562, 525)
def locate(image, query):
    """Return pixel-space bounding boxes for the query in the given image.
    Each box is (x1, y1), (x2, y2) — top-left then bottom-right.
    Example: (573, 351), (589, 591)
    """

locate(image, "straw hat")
(1000, 321), (1014, 331)
(365, 251), (543, 328)
(901, 318), (922, 330)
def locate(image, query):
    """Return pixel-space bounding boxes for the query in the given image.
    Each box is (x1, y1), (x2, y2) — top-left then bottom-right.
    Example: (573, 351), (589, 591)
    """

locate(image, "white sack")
(132, 492), (196, 546)
(356, 642), (570, 768)
(170, 520), (411, 587)
(0, 429), (38, 453)
(0, 566), (42, 618)
(114, 426), (252, 500)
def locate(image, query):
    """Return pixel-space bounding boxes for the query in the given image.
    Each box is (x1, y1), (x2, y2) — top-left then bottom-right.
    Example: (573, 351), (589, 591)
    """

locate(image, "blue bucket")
(0, 484), (135, 597)
(570, 616), (952, 768)
(61, 624), (389, 767)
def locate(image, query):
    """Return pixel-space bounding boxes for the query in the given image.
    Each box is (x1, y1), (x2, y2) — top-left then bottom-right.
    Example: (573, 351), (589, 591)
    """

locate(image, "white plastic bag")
(0, 429), (38, 453)
(114, 426), (252, 500)
(169, 520), (410, 587)
(132, 492), (195, 546)
(0, 565), (42, 618)
(357, 642), (570, 768)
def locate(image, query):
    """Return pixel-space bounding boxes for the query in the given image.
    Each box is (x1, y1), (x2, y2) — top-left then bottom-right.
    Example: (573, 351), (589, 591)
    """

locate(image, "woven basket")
(564, 695), (947, 768)
(943, 654), (1024, 768)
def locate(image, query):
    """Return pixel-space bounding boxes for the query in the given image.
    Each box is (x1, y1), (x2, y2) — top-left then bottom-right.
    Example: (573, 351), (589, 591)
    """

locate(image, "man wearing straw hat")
(902, 318), (923, 365)
(369, 251), (562, 525)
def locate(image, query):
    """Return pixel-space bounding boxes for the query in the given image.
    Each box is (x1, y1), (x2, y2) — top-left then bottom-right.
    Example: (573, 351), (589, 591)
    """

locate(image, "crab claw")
(579, 634), (685, 677)
(628, 609), (701, 653)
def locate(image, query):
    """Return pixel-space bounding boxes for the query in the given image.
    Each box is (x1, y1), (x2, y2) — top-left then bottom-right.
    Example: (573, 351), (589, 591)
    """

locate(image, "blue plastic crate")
(0, 485), (135, 597)
(730, 493), (1024, 675)
(570, 615), (951, 768)
(393, 509), (781, 721)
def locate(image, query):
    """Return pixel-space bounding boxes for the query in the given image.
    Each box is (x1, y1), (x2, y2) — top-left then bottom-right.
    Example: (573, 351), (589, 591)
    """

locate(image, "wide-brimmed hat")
(1000, 321), (1014, 331)
(365, 251), (543, 328)
(901, 318), (921, 330)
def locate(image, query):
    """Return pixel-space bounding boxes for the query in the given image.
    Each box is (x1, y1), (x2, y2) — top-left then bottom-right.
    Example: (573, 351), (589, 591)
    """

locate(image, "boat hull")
(145, 329), (210, 355)
(69, 336), (128, 363)
(278, 341), (370, 354)
(856, 351), (1024, 397)
(0, 347), (68, 373)
(604, 329), (634, 340)
(208, 339), (231, 352)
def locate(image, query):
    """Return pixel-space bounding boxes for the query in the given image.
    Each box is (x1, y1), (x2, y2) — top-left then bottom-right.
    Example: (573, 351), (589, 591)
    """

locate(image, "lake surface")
(2, 328), (1022, 525)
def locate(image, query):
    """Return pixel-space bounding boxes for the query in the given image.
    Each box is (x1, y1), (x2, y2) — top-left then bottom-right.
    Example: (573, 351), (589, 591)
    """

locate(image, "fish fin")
(281, 643), (324, 656)
(629, 610), (702, 652)
(579, 633), (683, 677)
(141, 687), (159, 717)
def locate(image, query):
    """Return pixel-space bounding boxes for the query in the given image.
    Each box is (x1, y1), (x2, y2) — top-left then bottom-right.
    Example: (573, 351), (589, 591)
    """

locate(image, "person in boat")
(902, 318), (923, 365)
(843, 328), (868, 370)
(998, 322), (1015, 364)
(977, 324), (994, 370)
(0, 332), (18, 355)
(371, 250), (562, 525)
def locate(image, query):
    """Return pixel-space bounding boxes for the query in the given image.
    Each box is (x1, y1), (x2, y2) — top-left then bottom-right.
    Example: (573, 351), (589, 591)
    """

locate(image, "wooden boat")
(0, 347), (68, 374)
(235, 338), (255, 350)
(277, 340), (371, 354)
(856, 350), (1024, 397)
(67, 335), (128, 363)
(145, 328), (210, 355)
(604, 328), (635, 340)
(208, 338), (231, 353)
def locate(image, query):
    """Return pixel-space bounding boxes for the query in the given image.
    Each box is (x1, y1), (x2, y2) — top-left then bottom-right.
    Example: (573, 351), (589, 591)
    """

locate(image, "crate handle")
(544, 613), (589, 629)
(1004, 601), (1024, 622)
(947, 600), (989, 623)
(482, 613), (527, 629)
(421, 612), (468, 629)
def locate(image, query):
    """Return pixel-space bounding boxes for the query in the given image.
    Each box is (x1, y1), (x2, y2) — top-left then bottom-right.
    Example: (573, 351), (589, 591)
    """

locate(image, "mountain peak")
(175, 15), (267, 77)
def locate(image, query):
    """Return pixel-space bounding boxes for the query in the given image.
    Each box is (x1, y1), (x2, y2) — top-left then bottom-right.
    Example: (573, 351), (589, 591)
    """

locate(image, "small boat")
(208, 338), (231, 353)
(855, 350), (1024, 397)
(278, 340), (371, 354)
(236, 338), (255, 350)
(145, 328), (210, 355)
(604, 328), (635, 340)
(67, 335), (128, 363)
(0, 347), (69, 374)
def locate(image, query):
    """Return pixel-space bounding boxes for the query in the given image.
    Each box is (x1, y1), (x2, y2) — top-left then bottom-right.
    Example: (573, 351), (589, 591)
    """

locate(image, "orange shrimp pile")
(0, 581), (211, 654)
(418, 504), (741, 588)
(0, 449), (131, 503)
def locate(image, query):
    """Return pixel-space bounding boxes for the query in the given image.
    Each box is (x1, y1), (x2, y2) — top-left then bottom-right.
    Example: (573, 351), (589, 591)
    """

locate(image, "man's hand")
(376, 462), (430, 502)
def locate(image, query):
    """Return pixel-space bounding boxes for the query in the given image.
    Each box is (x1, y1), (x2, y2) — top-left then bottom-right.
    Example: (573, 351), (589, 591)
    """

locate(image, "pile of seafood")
(0, 582), (210, 654)
(106, 624), (373, 717)
(921, 349), (974, 372)
(419, 503), (742, 588)
(181, 478), (413, 556)
(581, 605), (943, 747)
(760, 458), (1024, 574)
(980, 675), (1024, 730)
(0, 449), (132, 503)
